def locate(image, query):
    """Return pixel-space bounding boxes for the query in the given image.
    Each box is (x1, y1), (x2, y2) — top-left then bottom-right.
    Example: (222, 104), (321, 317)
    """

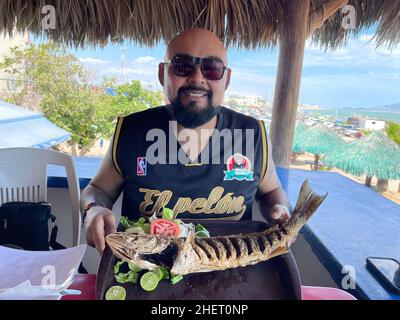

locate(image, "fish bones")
(105, 180), (327, 275)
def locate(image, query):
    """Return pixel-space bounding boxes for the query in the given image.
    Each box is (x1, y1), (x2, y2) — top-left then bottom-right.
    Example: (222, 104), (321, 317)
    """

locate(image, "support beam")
(308, 0), (349, 35)
(270, 0), (311, 167)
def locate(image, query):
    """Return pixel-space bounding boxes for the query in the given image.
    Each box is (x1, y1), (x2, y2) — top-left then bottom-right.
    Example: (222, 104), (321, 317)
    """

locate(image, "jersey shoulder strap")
(112, 106), (169, 175)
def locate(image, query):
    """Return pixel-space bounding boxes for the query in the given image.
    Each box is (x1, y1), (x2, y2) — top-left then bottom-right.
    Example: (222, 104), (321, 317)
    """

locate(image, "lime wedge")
(140, 272), (159, 292)
(105, 285), (126, 300)
(171, 274), (183, 285)
(152, 268), (163, 281)
(128, 262), (142, 273)
(153, 267), (169, 281)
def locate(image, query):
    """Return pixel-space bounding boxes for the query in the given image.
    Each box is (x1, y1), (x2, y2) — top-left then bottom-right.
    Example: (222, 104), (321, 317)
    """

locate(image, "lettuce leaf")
(195, 223), (210, 238)
(162, 207), (175, 220)
(120, 216), (134, 230)
(120, 216), (149, 233)
(113, 260), (125, 274)
(115, 271), (139, 284)
(159, 265), (170, 280)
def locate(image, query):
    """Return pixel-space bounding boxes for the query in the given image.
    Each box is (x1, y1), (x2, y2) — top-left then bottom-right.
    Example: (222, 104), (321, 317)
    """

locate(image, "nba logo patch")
(137, 157), (147, 176)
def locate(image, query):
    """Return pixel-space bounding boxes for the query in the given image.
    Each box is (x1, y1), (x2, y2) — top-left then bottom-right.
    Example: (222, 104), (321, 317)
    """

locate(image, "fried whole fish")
(105, 180), (327, 275)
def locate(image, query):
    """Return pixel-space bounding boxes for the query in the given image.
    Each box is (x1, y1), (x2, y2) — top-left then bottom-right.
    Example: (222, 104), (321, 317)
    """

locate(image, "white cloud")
(303, 35), (400, 69)
(79, 57), (108, 65)
(79, 55), (162, 86)
(105, 66), (153, 76)
(131, 56), (158, 65)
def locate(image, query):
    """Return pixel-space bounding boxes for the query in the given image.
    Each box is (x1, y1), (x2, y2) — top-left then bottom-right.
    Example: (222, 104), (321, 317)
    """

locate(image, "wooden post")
(308, 0), (349, 35)
(270, 0), (311, 167)
(314, 154), (320, 171)
(365, 176), (372, 187)
(377, 179), (388, 192)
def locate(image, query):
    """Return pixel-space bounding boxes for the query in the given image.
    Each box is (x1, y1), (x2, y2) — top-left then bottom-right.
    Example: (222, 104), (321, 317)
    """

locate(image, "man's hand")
(84, 206), (116, 255)
(268, 204), (296, 247)
(268, 204), (290, 225)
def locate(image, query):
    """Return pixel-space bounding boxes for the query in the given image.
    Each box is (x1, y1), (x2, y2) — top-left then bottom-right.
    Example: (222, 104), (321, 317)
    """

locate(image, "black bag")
(0, 202), (54, 251)
(0, 201), (87, 273)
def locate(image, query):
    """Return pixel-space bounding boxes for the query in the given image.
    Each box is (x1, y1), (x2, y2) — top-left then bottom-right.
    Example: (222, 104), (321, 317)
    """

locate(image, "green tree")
(386, 121), (400, 145)
(100, 78), (163, 139)
(0, 43), (163, 155)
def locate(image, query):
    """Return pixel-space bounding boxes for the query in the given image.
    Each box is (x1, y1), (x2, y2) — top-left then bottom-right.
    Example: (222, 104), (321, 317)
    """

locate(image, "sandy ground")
(291, 153), (400, 205)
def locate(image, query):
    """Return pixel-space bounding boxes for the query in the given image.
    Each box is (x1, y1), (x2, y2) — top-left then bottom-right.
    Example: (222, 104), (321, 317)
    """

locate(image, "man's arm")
(81, 137), (124, 254)
(256, 135), (291, 225)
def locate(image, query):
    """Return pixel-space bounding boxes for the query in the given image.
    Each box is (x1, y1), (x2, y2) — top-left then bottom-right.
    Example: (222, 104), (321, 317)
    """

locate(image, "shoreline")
(326, 108), (400, 114)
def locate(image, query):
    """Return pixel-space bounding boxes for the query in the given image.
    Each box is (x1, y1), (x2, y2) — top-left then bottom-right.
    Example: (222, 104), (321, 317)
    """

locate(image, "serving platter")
(96, 220), (302, 300)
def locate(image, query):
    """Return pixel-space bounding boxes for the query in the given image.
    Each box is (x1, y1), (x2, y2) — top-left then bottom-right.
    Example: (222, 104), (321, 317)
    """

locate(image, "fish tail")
(290, 180), (327, 222)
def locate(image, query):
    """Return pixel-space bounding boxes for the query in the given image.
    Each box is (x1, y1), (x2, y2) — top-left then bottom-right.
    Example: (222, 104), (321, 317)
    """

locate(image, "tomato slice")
(150, 219), (180, 237)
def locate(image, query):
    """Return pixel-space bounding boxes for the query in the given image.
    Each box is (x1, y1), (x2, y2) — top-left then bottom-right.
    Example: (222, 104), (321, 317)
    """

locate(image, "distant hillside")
(375, 103), (400, 112)
(342, 103), (400, 113)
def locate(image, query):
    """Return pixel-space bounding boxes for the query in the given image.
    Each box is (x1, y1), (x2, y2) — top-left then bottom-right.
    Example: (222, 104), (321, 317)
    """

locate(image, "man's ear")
(158, 63), (165, 86)
(224, 68), (232, 91)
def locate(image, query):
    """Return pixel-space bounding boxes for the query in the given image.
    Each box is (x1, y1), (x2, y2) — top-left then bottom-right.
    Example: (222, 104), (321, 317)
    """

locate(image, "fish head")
(105, 232), (178, 270)
(106, 232), (171, 254)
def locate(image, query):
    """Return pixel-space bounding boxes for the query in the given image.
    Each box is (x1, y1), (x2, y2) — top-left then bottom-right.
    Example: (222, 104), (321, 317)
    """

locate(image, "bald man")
(81, 28), (291, 254)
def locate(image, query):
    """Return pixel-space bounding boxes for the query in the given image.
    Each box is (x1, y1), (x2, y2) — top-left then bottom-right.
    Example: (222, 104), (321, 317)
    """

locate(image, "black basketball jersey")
(112, 105), (268, 220)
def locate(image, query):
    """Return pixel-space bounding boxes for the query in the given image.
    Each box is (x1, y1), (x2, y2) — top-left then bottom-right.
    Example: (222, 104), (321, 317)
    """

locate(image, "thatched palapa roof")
(324, 131), (400, 180)
(293, 124), (345, 155)
(0, 0), (399, 48)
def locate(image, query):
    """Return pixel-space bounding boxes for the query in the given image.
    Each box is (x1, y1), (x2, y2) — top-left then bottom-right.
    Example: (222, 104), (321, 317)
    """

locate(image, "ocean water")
(302, 109), (400, 123)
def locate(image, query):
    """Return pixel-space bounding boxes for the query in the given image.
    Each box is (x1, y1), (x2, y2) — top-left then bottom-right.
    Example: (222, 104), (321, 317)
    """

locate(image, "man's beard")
(171, 86), (217, 128)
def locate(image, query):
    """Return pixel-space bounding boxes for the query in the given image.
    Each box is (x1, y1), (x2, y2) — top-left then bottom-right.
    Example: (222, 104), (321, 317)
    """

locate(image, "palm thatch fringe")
(0, 0), (398, 48)
(312, 0), (400, 49)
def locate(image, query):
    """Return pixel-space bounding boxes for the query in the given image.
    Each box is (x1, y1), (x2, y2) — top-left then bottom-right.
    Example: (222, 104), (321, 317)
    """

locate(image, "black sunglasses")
(165, 54), (227, 81)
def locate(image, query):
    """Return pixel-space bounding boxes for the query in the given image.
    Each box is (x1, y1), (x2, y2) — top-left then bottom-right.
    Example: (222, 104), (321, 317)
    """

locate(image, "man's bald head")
(165, 28), (228, 64)
(158, 28), (232, 128)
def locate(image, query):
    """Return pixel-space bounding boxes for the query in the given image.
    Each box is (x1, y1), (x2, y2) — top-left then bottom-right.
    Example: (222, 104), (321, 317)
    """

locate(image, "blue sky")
(69, 31), (400, 109)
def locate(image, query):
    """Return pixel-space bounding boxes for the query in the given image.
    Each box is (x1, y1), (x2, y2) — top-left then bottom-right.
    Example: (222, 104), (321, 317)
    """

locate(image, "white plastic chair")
(0, 147), (81, 246)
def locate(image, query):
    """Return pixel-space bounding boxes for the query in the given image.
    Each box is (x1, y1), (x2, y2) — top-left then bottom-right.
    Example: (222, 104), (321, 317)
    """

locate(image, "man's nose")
(187, 64), (206, 84)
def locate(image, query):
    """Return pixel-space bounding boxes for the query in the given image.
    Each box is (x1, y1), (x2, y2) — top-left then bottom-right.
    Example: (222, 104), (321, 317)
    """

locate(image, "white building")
(225, 94), (266, 107)
(359, 118), (386, 131)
